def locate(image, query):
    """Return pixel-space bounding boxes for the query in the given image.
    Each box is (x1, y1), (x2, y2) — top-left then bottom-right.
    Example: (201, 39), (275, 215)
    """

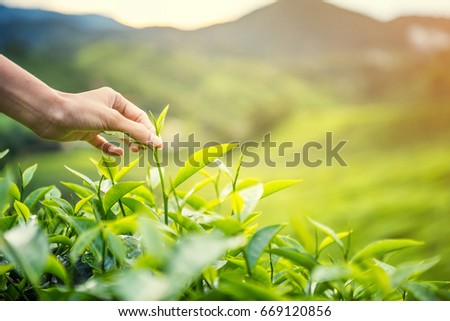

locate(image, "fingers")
(88, 135), (124, 156)
(107, 89), (163, 149)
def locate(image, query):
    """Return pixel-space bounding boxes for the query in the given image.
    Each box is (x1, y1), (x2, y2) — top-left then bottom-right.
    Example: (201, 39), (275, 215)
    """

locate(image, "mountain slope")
(192, 0), (390, 58)
(0, 5), (129, 51)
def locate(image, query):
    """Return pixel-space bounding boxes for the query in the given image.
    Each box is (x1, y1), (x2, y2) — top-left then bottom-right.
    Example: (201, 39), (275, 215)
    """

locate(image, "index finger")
(110, 91), (154, 130)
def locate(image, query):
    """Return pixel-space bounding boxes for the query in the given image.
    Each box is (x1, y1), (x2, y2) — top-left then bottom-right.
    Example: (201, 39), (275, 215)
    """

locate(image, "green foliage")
(0, 107), (448, 303)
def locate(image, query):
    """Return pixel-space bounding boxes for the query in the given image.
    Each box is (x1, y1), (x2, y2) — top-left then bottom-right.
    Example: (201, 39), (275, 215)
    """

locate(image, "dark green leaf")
(45, 255), (69, 285)
(23, 186), (54, 212)
(120, 197), (156, 218)
(106, 230), (126, 266)
(69, 226), (101, 264)
(103, 181), (146, 213)
(245, 224), (284, 272)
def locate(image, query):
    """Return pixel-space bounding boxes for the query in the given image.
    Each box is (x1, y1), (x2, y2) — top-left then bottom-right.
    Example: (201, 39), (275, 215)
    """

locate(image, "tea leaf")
(352, 239), (424, 262)
(106, 230), (126, 266)
(261, 180), (302, 199)
(392, 257), (441, 287)
(107, 215), (138, 235)
(64, 166), (97, 190)
(148, 167), (164, 190)
(404, 282), (440, 301)
(173, 143), (237, 188)
(45, 255), (69, 285)
(74, 194), (95, 214)
(113, 270), (170, 301)
(308, 217), (344, 249)
(318, 230), (353, 253)
(91, 156), (118, 181)
(138, 217), (167, 263)
(0, 264), (13, 275)
(231, 192), (244, 214)
(70, 226), (101, 264)
(269, 248), (318, 270)
(311, 265), (351, 283)
(0, 224), (49, 286)
(13, 200), (30, 222)
(167, 233), (245, 292)
(9, 182), (21, 200)
(61, 182), (94, 198)
(236, 183), (264, 221)
(156, 105), (169, 135)
(23, 186), (54, 211)
(115, 157), (141, 182)
(22, 164), (38, 189)
(245, 224), (284, 272)
(103, 181), (146, 213)
(48, 235), (73, 247)
(210, 218), (244, 236)
(0, 149), (9, 160)
(120, 197), (156, 218)
(0, 215), (17, 232)
(220, 277), (284, 300)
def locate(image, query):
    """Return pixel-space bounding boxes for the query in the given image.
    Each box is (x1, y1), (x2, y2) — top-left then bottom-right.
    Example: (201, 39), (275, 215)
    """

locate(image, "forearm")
(0, 55), (61, 134)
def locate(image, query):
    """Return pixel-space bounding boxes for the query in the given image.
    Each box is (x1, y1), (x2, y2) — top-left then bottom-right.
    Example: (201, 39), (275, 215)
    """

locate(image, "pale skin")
(0, 55), (163, 155)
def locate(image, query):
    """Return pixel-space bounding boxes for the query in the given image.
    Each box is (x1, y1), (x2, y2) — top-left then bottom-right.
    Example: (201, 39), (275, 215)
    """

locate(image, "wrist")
(0, 56), (65, 138)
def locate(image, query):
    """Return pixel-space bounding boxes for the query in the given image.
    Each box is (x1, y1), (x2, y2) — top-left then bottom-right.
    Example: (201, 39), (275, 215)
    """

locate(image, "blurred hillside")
(1, 0), (450, 279)
(2, 0), (450, 151)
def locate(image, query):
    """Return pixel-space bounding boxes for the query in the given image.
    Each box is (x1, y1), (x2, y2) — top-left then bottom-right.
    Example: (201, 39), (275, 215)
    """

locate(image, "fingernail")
(108, 146), (123, 156)
(130, 144), (140, 152)
(152, 136), (163, 149)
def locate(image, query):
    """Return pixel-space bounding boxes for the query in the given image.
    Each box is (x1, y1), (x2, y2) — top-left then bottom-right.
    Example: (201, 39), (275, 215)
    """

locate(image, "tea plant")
(0, 109), (448, 301)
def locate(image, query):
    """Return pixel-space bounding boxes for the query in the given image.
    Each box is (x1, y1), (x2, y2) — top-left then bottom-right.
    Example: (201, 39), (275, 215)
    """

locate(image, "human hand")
(38, 87), (163, 155)
(0, 55), (162, 156)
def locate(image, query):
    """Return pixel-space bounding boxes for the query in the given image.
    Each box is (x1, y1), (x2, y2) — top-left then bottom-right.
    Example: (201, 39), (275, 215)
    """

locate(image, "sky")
(2, 0), (450, 29)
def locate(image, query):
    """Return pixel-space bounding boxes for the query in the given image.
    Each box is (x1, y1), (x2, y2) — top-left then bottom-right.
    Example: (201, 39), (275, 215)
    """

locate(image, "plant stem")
(269, 243), (274, 284)
(101, 228), (107, 273)
(154, 149), (169, 225)
(105, 163), (127, 218)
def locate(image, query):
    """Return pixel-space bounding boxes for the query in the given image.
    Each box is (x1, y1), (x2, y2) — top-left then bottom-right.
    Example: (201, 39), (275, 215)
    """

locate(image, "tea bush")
(0, 109), (448, 301)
